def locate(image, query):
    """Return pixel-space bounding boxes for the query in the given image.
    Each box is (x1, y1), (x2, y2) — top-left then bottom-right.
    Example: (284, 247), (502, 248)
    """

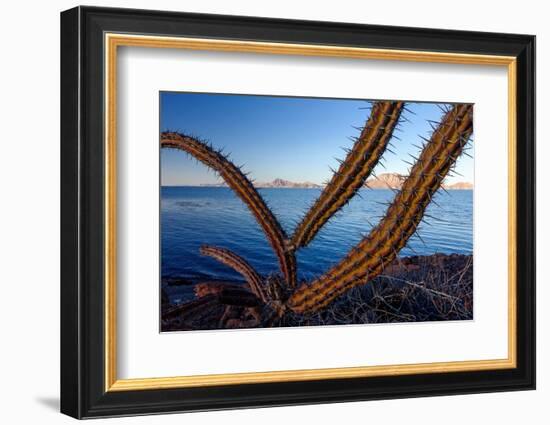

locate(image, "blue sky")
(160, 92), (473, 186)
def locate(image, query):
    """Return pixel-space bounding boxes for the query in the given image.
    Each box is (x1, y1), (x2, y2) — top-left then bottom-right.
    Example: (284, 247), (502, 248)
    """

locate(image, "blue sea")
(161, 187), (473, 288)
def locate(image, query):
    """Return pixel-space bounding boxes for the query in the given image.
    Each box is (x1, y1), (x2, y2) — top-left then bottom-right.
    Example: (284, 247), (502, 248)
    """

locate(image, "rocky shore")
(161, 253), (473, 331)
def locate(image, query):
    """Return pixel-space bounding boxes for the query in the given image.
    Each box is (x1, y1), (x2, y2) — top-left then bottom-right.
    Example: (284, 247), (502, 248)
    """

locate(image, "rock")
(163, 277), (194, 286)
(194, 281), (243, 297)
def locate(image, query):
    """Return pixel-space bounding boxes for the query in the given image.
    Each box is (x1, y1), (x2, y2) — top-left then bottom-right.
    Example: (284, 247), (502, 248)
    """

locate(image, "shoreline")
(162, 252), (473, 331)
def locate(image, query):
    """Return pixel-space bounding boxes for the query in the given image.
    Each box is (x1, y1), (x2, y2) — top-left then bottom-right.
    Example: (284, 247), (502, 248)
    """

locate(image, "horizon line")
(161, 183), (474, 188)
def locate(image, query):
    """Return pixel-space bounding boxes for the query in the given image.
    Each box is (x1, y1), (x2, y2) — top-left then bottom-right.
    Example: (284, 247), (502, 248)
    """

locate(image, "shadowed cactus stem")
(200, 245), (267, 303)
(161, 133), (297, 288)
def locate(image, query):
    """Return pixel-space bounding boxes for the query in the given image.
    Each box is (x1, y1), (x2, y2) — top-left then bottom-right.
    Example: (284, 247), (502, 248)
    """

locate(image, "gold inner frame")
(104, 33), (517, 392)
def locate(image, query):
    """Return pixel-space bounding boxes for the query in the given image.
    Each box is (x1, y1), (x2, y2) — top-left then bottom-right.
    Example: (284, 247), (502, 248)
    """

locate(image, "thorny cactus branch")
(162, 102), (474, 329)
(290, 101), (404, 249)
(200, 245), (267, 303)
(286, 104), (473, 315)
(161, 132), (297, 287)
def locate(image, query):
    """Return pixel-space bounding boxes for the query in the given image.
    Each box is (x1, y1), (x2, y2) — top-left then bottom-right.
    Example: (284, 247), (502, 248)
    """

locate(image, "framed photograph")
(60, 6), (535, 419)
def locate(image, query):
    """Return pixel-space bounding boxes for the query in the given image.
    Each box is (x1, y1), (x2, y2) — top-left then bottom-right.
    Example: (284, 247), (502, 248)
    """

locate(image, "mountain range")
(365, 173), (473, 190)
(199, 173), (472, 190)
(200, 178), (322, 189)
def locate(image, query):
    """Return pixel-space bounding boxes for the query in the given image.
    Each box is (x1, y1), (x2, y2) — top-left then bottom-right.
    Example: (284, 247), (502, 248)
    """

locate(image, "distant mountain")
(198, 173), (472, 190)
(365, 173), (406, 189)
(444, 181), (474, 190)
(364, 172), (473, 190)
(257, 178), (322, 188)
(199, 178), (322, 189)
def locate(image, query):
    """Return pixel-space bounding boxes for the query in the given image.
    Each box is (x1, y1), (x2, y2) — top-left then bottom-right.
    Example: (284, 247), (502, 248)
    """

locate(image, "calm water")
(161, 187), (473, 285)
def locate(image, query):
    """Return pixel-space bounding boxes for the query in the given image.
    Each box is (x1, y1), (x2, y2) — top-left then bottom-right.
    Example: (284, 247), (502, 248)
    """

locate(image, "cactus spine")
(200, 245), (267, 302)
(161, 133), (297, 287)
(162, 101), (473, 326)
(291, 101), (404, 249)
(286, 104), (473, 314)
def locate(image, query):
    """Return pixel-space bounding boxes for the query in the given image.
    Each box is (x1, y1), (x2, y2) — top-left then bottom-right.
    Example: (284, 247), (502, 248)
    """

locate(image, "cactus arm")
(161, 132), (296, 287)
(287, 104), (473, 314)
(200, 245), (267, 302)
(290, 101), (404, 249)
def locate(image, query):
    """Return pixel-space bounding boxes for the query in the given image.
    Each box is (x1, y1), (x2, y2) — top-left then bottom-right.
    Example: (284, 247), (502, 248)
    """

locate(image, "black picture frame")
(61, 5), (535, 419)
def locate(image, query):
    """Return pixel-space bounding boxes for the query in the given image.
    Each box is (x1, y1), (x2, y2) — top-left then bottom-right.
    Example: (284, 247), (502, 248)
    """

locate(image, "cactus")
(200, 245), (267, 303)
(161, 101), (473, 327)
(286, 104), (473, 314)
(291, 101), (404, 249)
(162, 133), (297, 288)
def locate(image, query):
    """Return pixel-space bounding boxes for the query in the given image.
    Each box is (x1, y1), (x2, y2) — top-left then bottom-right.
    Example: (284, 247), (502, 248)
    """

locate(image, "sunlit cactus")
(161, 101), (473, 327)
(161, 133), (297, 288)
(291, 101), (404, 249)
(287, 104), (473, 314)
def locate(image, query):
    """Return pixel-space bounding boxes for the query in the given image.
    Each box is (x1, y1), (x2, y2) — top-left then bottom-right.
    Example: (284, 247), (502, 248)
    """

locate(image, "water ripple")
(161, 187), (473, 280)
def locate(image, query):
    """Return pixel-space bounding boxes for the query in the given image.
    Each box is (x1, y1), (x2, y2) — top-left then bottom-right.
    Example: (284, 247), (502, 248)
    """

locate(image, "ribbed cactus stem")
(291, 101), (404, 249)
(286, 104), (473, 314)
(200, 245), (267, 302)
(161, 132), (297, 287)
